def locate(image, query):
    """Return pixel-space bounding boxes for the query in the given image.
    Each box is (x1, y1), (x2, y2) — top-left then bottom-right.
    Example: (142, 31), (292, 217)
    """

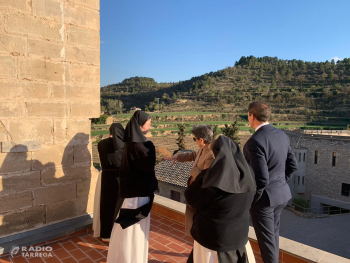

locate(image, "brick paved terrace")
(0, 213), (192, 263)
(1, 195), (350, 263)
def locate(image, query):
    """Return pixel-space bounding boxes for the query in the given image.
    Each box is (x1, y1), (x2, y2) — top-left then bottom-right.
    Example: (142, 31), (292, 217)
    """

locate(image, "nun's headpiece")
(123, 110), (150, 143)
(202, 135), (256, 194)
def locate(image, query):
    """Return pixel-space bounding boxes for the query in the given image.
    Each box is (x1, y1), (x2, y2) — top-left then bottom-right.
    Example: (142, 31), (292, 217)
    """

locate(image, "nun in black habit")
(185, 135), (256, 263)
(107, 110), (158, 263)
(93, 123), (124, 242)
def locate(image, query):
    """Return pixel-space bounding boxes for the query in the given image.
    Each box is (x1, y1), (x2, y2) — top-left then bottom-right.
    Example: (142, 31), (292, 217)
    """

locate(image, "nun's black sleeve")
(137, 141), (156, 173)
(185, 169), (218, 212)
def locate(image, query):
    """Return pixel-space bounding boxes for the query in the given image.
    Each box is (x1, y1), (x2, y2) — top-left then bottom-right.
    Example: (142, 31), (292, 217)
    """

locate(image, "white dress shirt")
(255, 122), (269, 132)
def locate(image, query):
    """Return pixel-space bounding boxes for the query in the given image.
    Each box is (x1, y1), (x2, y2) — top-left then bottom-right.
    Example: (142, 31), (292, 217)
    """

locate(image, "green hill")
(101, 56), (350, 122)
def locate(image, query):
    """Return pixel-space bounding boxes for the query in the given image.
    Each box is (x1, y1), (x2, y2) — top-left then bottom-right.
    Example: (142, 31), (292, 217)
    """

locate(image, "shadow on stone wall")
(0, 132), (93, 238)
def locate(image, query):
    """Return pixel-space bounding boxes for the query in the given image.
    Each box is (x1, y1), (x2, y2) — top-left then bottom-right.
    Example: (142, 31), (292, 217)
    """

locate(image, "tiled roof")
(155, 150), (194, 188)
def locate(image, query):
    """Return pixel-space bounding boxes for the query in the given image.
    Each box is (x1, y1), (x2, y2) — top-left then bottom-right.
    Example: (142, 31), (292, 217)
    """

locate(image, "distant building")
(155, 150), (194, 203)
(130, 107), (141, 112)
(286, 131), (350, 215)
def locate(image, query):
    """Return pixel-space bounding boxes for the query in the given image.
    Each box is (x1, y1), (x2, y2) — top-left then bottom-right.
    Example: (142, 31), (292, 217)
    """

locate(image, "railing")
(302, 129), (350, 136)
(290, 202), (350, 216)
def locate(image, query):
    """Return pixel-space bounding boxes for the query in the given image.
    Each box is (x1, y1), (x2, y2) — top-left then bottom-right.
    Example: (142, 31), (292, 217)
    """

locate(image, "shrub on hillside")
(91, 115), (109, 125)
(156, 147), (172, 165)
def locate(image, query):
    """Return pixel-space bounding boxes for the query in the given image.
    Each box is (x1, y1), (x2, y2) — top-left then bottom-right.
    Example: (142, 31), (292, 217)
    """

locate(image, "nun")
(93, 123), (124, 242)
(185, 135), (256, 263)
(107, 110), (158, 263)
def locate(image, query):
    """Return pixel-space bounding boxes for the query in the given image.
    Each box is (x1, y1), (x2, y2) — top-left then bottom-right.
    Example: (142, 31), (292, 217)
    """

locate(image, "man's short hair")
(248, 102), (271, 122)
(192, 124), (213, 144)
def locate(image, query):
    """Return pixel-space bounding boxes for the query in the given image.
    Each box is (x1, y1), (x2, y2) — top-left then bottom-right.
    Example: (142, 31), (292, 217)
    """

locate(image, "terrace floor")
(0, 213), (195, 263)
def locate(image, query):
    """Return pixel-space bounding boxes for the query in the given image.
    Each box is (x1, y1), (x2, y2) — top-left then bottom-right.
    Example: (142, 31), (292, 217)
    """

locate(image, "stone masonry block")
(28, 39), (64, 61)
(0, 33), (27, 55)
(70, 102), (100, 118)
(0, 191), (33, 213)
(0, 119), (7, 141)
(0, 81), (21, 100)
(21, 81), (50, 99)
(0, 12), (3, 32)
(67, 26), (99, 49)
(0, 55), (16, 79)
(0, 152), (31, 174)
(64, 3), (99, 30)
(67, 0), (99, 10)
(73, 144), (91, 164)
(66, 45), (99, 65)
(66, 119), (90, 143)
(0, 171), (40, 193)
(45, 194), (93, 223)
(32, 0), (62, 21)
(68, 64), (99, 84)
(0, 103), (22, 118)
(33, 183), (76, 206)
(41, 164), (91, 185)
(32, 144), (73, 170)
(77, 177), (97, 197)
(54, 119), (67, 143)
(5, 13), (62, 40)
(8, 119), (53, 143)
(0, 206), (45, 238)
(19, 59), (64, 82)
(26, 102), (67, 117)
(66, 84), (99, 101)
(52, 84), (65, 99)
(0, 0), (31, 12)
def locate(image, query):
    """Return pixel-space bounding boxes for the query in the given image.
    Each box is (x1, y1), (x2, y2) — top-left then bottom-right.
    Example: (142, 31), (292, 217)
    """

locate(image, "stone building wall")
(299, 136), (350, 203)
(285, 131), (350, 209)
(157, 181), (186, 204)
(0, 0), (100, 237)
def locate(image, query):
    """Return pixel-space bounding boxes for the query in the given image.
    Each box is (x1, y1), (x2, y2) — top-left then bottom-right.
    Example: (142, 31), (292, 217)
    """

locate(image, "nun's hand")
(164, 155), (178, 165)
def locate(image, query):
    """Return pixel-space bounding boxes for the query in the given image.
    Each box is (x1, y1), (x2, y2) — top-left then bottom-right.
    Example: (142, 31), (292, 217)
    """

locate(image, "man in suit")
(243, 102), (298, 263)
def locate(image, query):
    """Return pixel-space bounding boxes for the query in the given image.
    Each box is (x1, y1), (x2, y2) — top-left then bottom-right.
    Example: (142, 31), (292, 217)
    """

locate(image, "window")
(294, 176), (296, 184)
(299, 153), (301, 162)
(303, 153), (306, 162)
(332, 152), (336, 167)
(341, 183), (350, 197)
(314, 151), (318, 164)
(298, 176), (300, 185)
(171, 190), (181, 202)
(302, 177), (304, 185)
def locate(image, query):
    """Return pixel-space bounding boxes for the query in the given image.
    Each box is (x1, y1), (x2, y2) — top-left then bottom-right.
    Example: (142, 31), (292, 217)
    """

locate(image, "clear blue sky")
(100, 0), (350, 87)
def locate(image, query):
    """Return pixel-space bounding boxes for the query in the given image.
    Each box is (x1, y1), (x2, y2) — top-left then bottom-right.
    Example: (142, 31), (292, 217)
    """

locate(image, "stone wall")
(285, 132), (350, 208)
(300, 136), (350, 203)
(157, 181), (186, 204)
(0, 0), (100, 237)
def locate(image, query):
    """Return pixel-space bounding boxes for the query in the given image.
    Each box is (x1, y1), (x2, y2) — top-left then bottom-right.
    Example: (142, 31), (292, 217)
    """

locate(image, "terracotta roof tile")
(155, 150), (194, 188)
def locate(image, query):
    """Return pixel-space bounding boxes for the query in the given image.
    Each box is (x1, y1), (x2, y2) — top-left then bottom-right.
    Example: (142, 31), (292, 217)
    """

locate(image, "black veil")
(202, 135), (256, 194)
(123, 110), (150, 143)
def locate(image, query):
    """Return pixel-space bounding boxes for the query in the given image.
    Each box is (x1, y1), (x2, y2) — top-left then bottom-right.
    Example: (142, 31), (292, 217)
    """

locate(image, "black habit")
(97, 123), (125, 239)
(185, 136), (256, 263)
(115, 110), (158, 229)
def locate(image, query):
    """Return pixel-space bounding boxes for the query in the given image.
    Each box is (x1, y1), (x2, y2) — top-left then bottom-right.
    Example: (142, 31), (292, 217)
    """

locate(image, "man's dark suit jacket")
(243, 124), (298, 207)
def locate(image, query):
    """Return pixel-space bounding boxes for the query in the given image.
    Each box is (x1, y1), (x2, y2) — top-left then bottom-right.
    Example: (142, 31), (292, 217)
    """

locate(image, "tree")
(221, 120), (240, 145)
(91, 115), (109, 124)
(173, 124), (186, 154)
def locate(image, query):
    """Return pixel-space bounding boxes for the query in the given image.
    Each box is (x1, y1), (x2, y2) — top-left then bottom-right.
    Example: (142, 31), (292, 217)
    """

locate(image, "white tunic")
(193, 240), (256, 263)
(106, 196), (150, 263)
